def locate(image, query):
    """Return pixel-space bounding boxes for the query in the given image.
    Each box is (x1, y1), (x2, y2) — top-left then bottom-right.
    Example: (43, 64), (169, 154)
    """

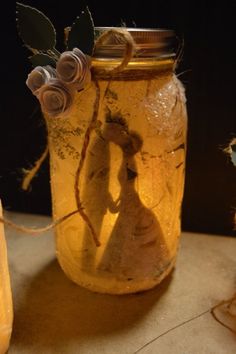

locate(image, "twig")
(22, 145), (49, 191)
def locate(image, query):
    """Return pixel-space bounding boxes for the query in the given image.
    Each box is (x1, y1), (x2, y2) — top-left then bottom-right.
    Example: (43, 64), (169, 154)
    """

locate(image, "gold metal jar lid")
(94, 27), (176, 59)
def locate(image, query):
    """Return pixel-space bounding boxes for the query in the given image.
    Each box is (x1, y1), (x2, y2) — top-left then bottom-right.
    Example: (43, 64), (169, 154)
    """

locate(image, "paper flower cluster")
(26, 49), (91, 117)
(16, 2), (95, 117)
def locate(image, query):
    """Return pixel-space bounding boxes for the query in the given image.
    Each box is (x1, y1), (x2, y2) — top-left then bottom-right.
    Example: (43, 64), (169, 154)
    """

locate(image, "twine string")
(94, 28), (136, 73)
(0, 210), (78, 235)
(73, 80), (101, 247)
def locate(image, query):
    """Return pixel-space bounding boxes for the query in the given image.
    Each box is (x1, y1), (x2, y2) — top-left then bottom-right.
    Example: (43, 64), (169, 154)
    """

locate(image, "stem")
(22, 145), (49, 191)
(26, 45), (40, 55)
(52, 47), (61, 58)
(47, 48), (60, 60)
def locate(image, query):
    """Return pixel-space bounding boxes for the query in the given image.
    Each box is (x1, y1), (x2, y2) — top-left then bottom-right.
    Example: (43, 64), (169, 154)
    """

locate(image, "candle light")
(0, 201), (13, 354)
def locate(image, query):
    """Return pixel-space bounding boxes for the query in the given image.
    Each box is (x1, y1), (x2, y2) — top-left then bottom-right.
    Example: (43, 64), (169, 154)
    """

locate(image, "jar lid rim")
(94, 27), (177, 59)
(95, 27), (175, 42)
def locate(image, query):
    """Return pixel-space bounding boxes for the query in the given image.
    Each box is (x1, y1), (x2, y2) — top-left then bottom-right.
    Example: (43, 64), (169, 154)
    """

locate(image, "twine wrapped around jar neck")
(92, 27), (176, 80)
(94, 28), (136, 73)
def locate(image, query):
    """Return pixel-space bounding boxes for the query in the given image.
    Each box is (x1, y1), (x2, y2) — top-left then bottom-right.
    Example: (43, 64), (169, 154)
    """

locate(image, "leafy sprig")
(16, 2), (95, 67)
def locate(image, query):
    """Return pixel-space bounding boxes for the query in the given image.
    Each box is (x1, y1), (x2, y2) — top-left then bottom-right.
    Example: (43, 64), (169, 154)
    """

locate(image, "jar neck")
(91, 57), (175, 80)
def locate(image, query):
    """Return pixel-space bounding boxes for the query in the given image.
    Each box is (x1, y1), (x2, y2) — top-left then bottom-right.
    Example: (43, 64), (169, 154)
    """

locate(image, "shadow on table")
(11, 259), (173, 351)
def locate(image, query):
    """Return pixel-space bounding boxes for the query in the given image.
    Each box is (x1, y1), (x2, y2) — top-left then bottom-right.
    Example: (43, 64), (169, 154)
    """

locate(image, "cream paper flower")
(26, 66), (56, 95)
(56, 48), (91, 90)
(37, 79), (75, 117)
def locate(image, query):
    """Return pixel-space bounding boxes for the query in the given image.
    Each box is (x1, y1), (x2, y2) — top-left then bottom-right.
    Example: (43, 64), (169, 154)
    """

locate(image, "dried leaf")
(67, 7), (94, 55)
(29, 53), (56, 67)
(16, 2), (56, 50)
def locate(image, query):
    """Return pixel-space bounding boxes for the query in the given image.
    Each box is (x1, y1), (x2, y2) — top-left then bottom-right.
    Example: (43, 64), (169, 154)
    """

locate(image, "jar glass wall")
(47, 29), (187, 294)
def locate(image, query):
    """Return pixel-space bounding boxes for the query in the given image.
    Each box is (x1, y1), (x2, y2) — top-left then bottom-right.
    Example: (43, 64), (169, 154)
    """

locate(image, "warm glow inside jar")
(47, 28), (187, 294)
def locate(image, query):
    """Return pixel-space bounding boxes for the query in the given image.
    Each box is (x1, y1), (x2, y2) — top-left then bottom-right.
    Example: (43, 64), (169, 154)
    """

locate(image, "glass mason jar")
(47, 28), (187, 294)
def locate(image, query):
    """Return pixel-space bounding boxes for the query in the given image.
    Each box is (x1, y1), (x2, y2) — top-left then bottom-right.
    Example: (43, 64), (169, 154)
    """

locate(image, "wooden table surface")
(4, 211), (236, 354)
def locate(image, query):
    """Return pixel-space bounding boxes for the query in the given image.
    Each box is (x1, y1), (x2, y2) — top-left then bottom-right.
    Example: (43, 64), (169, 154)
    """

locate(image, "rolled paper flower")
(26, 66), (56, 95)
(56, 48), (91, 90)
(37, 79), (75, 117)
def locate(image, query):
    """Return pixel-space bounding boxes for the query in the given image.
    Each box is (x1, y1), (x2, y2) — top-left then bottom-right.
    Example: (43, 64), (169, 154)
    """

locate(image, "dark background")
(0, 0), (236, 235)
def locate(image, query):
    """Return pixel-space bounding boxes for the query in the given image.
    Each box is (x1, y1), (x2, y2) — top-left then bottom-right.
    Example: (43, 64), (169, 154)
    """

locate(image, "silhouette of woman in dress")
(98, 112), (170, 280)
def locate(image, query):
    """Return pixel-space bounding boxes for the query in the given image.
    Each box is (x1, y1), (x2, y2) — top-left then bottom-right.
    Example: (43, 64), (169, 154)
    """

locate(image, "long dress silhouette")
(98, 116), (170, 280)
